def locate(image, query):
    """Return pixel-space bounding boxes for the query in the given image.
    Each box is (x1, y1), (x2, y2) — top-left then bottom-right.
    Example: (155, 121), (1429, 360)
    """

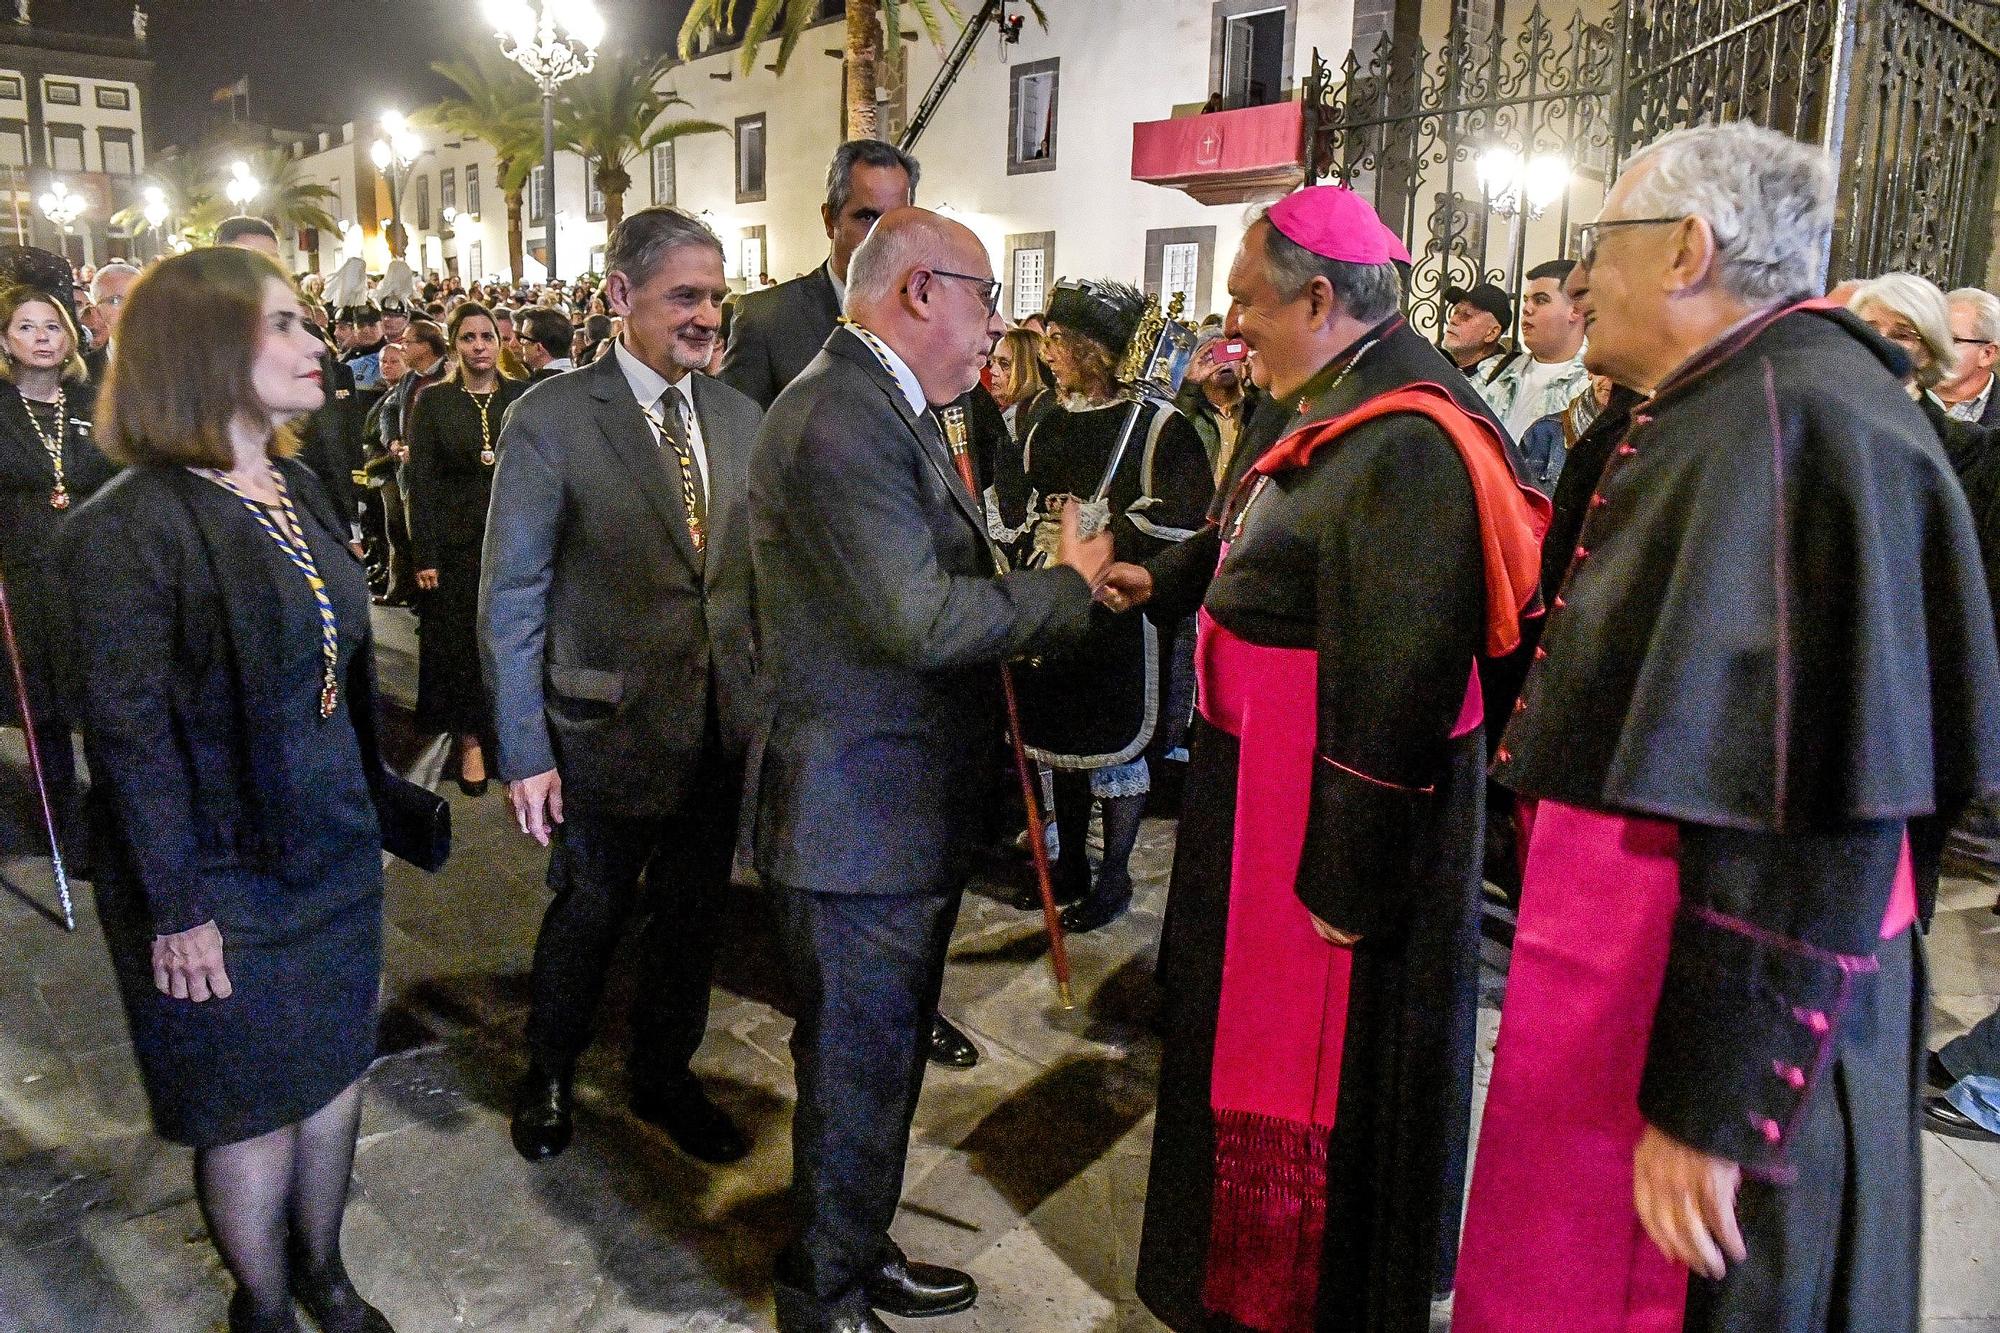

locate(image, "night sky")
(24, 0), (704, 151)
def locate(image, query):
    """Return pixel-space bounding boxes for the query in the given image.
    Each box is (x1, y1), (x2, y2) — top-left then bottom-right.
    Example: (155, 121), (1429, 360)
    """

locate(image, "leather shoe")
(865, 1253), (978, 1318)
(631, 1080), (749, 1164)
(926, 1014), (979, 1069)
(292, 1257), (395, 1333)
(1924, 1093), (2000, 1144)
(1927, 1050), (1958, 1094)
(1060, 888), (1132, 934)
(510, 1064), (573, 1162)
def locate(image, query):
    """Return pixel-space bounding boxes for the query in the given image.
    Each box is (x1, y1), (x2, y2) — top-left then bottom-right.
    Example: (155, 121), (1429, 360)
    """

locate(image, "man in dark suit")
(721, 136), (986, 1072)
(519, 305), (576, 382)
(481, 207), (762, 1167)
(721, 139), (918, 409)
(752, 208), (1110, 1333)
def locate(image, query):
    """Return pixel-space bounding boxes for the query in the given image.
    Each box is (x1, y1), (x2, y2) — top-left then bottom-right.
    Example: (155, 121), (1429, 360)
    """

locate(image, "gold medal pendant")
(50, 486), (68, 510)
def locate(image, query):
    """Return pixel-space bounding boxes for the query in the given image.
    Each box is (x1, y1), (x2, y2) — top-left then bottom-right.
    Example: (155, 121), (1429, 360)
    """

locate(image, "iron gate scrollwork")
(1306, 0), (2000, 336)
(1305, 3), (1621, 338)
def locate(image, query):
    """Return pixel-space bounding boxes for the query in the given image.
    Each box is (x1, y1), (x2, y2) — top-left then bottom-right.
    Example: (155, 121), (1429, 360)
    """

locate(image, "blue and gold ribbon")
(201, 465), (341, 719)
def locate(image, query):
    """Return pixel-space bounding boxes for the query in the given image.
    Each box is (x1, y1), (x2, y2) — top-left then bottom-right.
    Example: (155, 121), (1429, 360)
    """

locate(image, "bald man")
(750, 209), (1110, 1333)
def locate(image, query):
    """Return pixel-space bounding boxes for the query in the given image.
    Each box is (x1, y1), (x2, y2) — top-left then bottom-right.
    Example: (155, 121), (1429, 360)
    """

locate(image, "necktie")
(652, 385), (707, 555)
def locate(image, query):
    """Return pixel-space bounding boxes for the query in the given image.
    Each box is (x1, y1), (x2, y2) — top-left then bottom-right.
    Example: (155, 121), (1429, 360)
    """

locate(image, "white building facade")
(282, 0), (1365, 322)
(0, 22), (151, 268)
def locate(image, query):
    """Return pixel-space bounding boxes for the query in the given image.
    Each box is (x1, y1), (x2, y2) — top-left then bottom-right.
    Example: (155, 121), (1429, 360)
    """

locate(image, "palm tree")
(240, 147), (339, 238)
(110, 147), (220, 244)
(556, 50), (724, 233)
(416, 49), (543, 281)
(679, 0), (1042, 141)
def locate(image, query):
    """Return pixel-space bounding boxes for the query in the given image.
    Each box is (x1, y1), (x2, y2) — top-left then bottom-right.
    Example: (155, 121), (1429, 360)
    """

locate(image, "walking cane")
(942, 406), (1074, 1009)
(0, 571), (74, 931)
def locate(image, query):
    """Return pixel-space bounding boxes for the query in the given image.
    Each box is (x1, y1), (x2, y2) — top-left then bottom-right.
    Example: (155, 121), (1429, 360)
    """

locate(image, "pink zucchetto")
(1267, 186), (1408, 267)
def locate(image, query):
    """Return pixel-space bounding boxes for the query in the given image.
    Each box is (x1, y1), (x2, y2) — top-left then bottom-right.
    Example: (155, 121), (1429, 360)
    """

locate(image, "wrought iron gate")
(1305, 0), (2000, 338)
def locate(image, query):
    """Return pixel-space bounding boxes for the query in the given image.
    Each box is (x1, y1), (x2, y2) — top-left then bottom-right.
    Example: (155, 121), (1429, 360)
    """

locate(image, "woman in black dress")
(0, 277), (114, 864)
(403, 301), (527, 793)
(67, 247), (398, 1333)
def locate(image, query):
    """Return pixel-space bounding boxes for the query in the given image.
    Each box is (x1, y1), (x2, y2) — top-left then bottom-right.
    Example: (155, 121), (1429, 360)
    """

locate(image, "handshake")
(1049, 498), (1151, 613)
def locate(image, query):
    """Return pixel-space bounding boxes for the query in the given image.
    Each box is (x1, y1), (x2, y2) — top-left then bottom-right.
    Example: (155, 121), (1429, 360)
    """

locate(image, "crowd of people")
(2, 117), (1998, 1333)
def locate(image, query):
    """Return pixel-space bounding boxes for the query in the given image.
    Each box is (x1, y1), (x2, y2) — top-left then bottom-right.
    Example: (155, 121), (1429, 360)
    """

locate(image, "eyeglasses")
(920, 268), (1003, 315)
(1577, 216), (1687, 267)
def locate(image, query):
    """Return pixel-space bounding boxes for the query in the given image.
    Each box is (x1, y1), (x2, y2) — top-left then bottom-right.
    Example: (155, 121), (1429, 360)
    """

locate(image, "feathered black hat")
(0, 244), (80, 326)
(1045, 278), (1146, 359)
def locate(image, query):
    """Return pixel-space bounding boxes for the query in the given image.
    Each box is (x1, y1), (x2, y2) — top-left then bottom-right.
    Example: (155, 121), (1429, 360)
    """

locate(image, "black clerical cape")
(1455, 302), (2000, 1331)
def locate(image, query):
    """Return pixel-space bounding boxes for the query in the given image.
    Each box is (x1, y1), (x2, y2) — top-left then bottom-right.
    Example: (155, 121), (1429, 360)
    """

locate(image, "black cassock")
(404, 376), (530, 736)
(1005, 397), (1211, 764)
(1137, 321), (1520, 1333)
(1455, 304), (2000, 1332)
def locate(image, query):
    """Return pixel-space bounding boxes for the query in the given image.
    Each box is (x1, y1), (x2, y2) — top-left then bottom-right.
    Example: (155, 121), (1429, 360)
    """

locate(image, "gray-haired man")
(1940, 286), (2000, 424)
(481, 206), (764, 1169)
(1456, 120), (2000, 1331)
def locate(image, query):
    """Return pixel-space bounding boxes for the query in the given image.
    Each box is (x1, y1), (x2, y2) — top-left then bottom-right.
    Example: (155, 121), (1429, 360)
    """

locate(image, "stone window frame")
(1209, 0), (1299, 109)
(735, 113), (768, 204)
(1004, 230), (1055, 322)
(1144, 225), (1218, 318)
(1007, 59), (1060, 177)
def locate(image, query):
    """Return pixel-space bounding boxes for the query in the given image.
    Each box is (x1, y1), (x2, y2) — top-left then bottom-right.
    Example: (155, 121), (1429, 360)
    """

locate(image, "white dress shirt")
(614, 339), (709, 501)
(841, 322), (927, 415)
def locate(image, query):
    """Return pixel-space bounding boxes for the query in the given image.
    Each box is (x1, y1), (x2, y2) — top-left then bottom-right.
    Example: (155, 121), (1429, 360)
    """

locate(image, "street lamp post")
(371, 111), (422, 260)
(225, 159), (262, 212)
(1477, 146), (1571, 303)
(37, 179), (85, 265)
(141, 184), (169, 261)
(485, 0), (602, 284)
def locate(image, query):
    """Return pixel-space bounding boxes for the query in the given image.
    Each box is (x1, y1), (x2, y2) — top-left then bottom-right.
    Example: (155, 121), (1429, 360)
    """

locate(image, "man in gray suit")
(480, 207), (761, 1167)
(752, 208), (1110, 1333)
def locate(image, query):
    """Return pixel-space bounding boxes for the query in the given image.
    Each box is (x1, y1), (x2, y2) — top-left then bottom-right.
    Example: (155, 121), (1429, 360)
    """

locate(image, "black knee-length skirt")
(96, 861), (383, 1149)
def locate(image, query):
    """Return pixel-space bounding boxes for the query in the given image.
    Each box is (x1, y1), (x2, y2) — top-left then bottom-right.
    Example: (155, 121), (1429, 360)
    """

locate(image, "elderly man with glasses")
(1939, 286), (2000, 424)
(1454, 121), (2000, 1333)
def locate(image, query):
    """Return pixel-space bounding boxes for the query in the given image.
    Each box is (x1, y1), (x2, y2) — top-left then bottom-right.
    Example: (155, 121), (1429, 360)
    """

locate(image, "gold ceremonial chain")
(640, 390), (706, 554)
(469, 388), (497, 466)
(24, 389), (68, 510)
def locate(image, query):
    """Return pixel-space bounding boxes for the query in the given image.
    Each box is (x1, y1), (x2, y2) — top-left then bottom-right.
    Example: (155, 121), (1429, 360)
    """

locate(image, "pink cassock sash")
(1452, 801), (1917, 1332)
(1194, 607), (1482, 1332)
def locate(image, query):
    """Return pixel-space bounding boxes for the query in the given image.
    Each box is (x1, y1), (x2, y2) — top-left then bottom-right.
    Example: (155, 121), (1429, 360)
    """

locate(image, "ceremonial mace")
(940, 406), (1074, 1009)
(0, 571), (74, 930)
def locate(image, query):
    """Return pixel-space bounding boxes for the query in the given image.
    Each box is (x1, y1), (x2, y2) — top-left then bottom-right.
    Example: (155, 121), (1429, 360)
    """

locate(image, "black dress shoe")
(291, 1258), (395, 1333)
(1924, 1093), (2000, 1143)
(1927, 1050), (1958, 1094)
(631, 1080), (749, 1164)
(1007, 878), (1087, 913)
(926, 1014), (979, 1069)
(510, 1065), (573, 1162)
(865, 1253), (978, 1318)
(454, 775), (489, 797)
(1060, 887), (1132, 934)
(778, 1310), (893, 1333)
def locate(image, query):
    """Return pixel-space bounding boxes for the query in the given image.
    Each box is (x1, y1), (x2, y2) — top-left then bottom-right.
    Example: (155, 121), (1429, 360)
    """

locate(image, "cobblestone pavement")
(2, 608), (1996, 1332)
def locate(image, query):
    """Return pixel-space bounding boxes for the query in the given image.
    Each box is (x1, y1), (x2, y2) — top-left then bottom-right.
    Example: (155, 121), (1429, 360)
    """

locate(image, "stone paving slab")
(3, 612), (1998, 1331)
